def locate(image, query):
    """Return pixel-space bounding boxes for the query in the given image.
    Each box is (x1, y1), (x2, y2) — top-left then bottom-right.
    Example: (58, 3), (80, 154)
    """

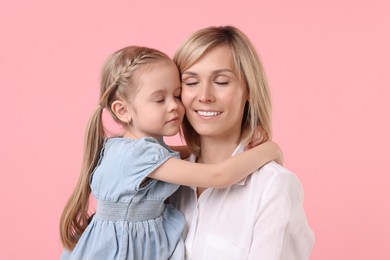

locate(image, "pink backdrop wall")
(1, 0), (389, 259)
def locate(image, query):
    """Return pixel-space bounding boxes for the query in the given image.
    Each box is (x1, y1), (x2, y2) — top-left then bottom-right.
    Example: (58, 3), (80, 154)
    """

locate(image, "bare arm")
(245, 128), (284, 164)
(148, 141), (282, 187)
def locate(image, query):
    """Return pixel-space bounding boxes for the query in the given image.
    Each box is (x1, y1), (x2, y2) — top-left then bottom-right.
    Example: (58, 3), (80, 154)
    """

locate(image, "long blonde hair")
(59, 46), (171, 251)
(174, 25), (272, 156)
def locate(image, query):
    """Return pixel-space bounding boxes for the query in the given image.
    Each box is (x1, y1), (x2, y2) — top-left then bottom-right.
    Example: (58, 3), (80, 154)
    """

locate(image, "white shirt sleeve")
(248, 172), (315, 260)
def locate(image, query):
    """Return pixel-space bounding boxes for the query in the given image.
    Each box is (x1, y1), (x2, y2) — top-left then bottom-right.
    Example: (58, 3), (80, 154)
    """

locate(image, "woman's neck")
(197, 135), (241, 164)
(195, 135), (241, 197)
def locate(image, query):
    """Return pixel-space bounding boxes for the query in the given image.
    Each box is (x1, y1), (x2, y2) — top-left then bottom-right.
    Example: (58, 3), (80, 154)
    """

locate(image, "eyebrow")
(150, 90), (164, 95)
(182, 69), (235, 76)
(150, 86), (181, 96)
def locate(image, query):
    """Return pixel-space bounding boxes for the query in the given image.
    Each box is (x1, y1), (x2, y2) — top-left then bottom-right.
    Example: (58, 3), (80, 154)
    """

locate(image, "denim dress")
(61, 137), (185, 260)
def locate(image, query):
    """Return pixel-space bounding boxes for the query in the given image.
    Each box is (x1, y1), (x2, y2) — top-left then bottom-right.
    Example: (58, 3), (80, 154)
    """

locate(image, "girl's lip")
(167, 117), (180, 123)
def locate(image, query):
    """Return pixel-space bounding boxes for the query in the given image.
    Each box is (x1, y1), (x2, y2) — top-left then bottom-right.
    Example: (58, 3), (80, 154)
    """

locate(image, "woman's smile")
(196, 110), (222, 118)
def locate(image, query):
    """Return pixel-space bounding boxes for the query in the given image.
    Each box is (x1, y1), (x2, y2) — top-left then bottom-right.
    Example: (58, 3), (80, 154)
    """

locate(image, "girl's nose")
(168, 97), (180, 112)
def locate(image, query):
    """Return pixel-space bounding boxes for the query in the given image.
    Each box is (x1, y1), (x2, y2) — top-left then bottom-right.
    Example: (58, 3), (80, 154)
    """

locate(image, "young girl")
(60, 46), (282, 260)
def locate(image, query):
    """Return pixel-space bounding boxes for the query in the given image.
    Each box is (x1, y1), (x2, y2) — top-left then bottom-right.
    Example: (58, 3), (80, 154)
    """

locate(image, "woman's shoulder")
(257, 161), (298, 180)
(252, 161), (304, 196)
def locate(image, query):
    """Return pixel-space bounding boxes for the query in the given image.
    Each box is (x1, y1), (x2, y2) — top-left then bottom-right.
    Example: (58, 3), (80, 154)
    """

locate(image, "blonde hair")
(174, 25), (272, 156)
(60, 46), (171, 251)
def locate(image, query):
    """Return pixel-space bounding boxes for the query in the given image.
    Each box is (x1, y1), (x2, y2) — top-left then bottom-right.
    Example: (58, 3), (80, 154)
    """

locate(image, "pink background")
(1, 0), (389, 259)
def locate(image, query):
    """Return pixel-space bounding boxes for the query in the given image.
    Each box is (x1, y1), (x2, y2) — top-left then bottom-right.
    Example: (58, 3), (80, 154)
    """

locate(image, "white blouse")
(169, 143), (315, 260)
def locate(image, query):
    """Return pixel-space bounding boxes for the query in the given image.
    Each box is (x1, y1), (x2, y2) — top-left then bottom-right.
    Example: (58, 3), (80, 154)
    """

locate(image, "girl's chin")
(164, 130), (181, 137)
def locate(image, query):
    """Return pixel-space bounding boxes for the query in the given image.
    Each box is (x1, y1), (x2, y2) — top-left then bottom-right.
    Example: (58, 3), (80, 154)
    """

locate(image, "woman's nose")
(198, 84), (215, 102)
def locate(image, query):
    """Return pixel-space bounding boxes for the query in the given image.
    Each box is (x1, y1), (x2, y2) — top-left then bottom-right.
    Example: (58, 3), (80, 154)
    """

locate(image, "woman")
(169, 26), (314, 259)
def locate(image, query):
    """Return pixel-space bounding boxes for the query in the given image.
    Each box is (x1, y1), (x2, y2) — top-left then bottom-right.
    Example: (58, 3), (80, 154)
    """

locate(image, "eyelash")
(215, 81), (228, 85)
(184, 81), (228, 86)
(155, 95), (181, 103)
(184, 82), (198, 86)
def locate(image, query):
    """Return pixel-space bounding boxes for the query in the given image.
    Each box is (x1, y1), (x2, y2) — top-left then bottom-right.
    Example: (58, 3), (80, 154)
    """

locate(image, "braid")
(98, 46), (172, 124)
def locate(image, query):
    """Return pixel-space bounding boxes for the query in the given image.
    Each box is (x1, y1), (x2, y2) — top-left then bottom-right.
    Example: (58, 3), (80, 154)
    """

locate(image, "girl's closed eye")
(155, 96), (165, 103)
(174, 88), (182, 100)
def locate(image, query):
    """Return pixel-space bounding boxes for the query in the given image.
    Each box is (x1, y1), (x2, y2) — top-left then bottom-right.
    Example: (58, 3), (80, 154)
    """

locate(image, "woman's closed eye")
(184, 81), (198, 86)
(214, 75), (229, 85)
(182, 77), (198, 86)
(214, 81), (229, 85)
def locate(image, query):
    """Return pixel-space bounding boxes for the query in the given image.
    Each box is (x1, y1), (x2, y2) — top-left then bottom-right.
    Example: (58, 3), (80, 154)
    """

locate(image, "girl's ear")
(111, 100), (131, 123)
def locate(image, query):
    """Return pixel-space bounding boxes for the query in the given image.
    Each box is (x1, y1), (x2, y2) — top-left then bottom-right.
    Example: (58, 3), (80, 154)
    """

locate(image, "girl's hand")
(245, 127), (284, 165)
(245, 127), (265, 150)
(271, 142), (284, 165)
(261, 141), (284, 166)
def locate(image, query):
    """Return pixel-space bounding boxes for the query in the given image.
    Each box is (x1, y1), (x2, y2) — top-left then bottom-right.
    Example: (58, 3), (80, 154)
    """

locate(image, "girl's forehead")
(134, 61), (180, 94)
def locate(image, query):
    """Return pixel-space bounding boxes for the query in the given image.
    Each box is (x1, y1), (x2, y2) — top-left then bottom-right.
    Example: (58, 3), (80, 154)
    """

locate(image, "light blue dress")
(61, 137), (185, 260)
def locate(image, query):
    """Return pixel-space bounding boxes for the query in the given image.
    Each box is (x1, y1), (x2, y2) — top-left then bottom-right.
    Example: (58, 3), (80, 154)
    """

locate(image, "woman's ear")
(111, 100), (131, 124)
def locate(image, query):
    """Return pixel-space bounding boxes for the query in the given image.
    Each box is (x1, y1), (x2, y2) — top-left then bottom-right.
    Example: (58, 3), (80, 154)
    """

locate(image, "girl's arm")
(148, 141), (282, 188)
